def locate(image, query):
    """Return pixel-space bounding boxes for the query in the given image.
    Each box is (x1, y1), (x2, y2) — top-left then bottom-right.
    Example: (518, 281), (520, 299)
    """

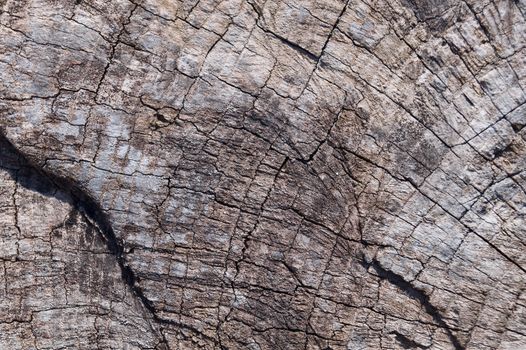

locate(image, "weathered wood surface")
(0, 0), (525, 348)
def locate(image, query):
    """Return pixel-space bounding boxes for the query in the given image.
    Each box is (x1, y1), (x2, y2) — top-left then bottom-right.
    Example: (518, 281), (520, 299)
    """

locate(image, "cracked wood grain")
(0, 0), (525, 349)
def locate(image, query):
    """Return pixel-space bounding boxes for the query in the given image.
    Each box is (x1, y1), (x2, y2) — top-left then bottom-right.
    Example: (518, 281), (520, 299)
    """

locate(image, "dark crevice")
(362, 257), (465, 350)
(0, 130), (214, 347)
(247, 0), (319, 62)
(463, 93), (475, 107)
(390, 331), (431, 349)
(264, 29), (319, 61)
(493, 143), (514, 158)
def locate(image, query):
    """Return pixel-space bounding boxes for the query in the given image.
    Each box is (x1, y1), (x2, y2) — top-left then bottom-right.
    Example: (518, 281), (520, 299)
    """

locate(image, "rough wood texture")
(0, 0), (525, 349)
